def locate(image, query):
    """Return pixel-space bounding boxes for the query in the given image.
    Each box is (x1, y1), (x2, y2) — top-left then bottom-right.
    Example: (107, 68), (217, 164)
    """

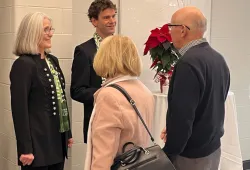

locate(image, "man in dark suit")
(161, 7), (230, 170)
(70, 0), (117, 143)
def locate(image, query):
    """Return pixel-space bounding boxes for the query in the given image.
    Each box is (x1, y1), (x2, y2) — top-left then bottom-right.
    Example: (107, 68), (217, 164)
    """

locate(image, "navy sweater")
(163, 42), (230, 159)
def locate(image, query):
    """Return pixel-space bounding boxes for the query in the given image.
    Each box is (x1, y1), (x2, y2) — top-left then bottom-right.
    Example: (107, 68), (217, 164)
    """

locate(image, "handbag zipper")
(126, 155), (157, 170)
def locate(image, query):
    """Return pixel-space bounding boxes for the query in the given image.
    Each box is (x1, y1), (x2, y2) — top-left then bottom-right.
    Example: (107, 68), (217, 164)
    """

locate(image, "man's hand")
(68, 138), (73, 148)
(19, 154), (34, 166)
(160, 127), (167, 143)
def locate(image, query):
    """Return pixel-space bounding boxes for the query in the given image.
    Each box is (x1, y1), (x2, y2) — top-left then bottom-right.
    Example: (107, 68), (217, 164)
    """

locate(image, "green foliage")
(149, 44), (179, 74)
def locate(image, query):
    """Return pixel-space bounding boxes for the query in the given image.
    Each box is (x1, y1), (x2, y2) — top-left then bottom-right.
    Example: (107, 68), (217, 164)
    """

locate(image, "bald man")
(161, 7), (230, 170)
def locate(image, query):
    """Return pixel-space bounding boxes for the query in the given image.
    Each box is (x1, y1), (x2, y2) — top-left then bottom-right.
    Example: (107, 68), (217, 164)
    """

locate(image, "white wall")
(0, 0), (18, 169)
(210, 0), (250, 160)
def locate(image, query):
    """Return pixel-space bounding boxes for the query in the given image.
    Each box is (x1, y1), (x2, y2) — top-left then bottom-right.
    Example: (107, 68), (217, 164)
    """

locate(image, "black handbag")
(109, 84), (176, 170)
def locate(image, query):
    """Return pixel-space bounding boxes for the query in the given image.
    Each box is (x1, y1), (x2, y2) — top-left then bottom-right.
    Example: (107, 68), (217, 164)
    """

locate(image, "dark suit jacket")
(10, 53), (72, 167)
(70, 38), (102, 143)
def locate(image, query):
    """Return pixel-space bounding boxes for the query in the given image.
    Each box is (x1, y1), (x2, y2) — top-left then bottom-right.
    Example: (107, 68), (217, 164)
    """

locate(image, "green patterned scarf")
(45, 58), (70, 133)
(93, 32), (103, 50)
(93, 32), (106, 84)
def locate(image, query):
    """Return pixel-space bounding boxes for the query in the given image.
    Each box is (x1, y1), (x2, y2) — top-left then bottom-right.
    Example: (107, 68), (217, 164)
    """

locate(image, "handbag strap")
(108, 84), (155, 143)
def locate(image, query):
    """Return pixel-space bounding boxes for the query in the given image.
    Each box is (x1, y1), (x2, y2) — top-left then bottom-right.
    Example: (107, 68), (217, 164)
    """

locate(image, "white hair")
(13, 12), (52, 56)
(191, 11), (207, 35)
(197, 17), (207, 34)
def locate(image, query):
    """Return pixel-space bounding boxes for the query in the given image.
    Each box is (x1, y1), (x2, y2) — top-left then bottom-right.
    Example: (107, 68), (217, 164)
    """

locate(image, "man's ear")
(91, 18), (98, 27)
(180, 27), (187, 38)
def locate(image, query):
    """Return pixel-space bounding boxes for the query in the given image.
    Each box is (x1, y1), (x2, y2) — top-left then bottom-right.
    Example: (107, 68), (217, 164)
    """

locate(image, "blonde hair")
(93, 35), (142, 79)
(13, 12), (52, 56)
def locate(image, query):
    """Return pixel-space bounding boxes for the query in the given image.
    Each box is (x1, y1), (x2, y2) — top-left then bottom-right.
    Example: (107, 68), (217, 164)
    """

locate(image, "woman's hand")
(19, 153), (34, 166)
(68, 138), (73, 148)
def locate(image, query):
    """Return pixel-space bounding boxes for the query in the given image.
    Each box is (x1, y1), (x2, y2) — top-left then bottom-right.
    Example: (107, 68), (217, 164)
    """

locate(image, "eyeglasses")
(44, 27), (55, 34)
(168, 24), (190, 30)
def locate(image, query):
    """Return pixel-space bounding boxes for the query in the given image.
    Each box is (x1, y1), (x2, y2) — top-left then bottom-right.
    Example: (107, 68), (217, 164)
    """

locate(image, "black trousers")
(21, 161), (64, 170)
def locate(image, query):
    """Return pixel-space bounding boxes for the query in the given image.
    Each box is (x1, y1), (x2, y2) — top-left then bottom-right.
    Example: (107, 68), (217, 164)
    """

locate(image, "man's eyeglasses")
(168, 24), (190, 30)
(44, 27), (55, 34)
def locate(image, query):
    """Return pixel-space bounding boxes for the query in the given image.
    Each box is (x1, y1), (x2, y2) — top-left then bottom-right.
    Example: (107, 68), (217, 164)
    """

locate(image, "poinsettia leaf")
(153, 46), (163, 55)
(161, 52), (171, 68)
(150, 54), (157, 61)
(162, 41), (171, 50)
(150, 46), (164, 60)
(166, 63), (171, 70)
(169, 53), (175, 63)
(152, 55), (157, 61)
(150, 49), (158, 61)
(150, 48), (158, 56)
(157, 64), (163, 73)
(159, 24), (172, 42)
(157, 46), (164, 56)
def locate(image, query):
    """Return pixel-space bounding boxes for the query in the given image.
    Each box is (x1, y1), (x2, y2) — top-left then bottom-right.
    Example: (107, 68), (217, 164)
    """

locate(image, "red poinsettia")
(144, 24), (172, 55)
(143, 23), (180, 92)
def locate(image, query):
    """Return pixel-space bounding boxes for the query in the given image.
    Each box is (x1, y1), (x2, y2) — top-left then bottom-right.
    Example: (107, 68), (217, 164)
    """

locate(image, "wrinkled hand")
(68, 138), (73, 148)
(19, 154), (34, 166)
(160, 127), (167, 143)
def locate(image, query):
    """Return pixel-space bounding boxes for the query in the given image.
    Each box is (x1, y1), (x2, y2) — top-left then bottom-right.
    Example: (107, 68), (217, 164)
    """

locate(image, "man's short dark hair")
(88, 0), (117, 21)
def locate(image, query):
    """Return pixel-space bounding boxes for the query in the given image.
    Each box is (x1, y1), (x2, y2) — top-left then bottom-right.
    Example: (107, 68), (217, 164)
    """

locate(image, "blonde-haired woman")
(84, 35), (155, 170)
(10, 12), (73, 170)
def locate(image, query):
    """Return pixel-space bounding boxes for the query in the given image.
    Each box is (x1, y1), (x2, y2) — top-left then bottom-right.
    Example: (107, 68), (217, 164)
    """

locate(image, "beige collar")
(93, 75), (138, 102)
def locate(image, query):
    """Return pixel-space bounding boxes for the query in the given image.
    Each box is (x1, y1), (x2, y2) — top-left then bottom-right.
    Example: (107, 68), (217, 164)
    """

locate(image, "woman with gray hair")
(10, 12), (73, 170)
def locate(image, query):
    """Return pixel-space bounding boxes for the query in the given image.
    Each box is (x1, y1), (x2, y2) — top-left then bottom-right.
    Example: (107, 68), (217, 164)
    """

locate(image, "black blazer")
(70, 38), (102, 143)
(10, 54), (72, 167)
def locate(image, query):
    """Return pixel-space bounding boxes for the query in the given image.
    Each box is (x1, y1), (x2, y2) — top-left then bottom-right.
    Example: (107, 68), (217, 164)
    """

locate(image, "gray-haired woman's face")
(38, 18), (54, 52)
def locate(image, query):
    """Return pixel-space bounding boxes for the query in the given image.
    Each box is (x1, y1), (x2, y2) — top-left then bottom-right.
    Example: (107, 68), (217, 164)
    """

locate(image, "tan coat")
(84, 75), (155, 170)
